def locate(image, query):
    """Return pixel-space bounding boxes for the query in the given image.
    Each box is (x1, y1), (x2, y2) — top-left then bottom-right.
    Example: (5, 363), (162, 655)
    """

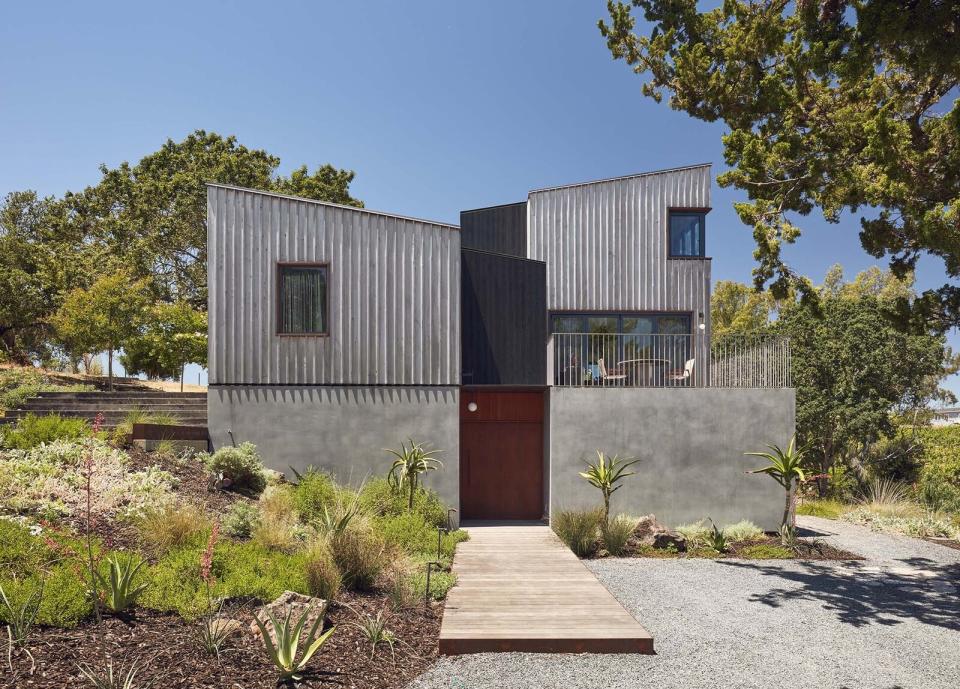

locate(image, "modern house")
(207, 164), (795, 528)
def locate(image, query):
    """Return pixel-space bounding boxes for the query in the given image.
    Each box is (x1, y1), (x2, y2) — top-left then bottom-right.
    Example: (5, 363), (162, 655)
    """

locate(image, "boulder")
(631, 514), (687, 552)
(249, 591), (328, 644)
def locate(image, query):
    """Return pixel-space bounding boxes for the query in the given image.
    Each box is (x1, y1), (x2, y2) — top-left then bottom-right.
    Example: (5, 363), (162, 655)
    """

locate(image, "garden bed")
(6, 592), (441, 689)
(610, 535), (861, 561)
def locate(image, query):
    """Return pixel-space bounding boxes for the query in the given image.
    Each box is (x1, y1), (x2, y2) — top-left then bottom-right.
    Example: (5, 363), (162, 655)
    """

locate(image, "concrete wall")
(209, 385), (460, 515)
(548, 387), (796, 530)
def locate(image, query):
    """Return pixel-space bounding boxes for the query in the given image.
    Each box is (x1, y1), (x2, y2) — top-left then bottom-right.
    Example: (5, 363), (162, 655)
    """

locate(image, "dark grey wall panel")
(460, 202), (527, 258)
(461, 249), (547, 385)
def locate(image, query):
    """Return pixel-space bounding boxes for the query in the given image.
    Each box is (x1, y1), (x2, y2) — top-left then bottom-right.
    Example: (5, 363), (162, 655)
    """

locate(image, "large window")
(278, 264), (328, 335)
(669, 211), (705, 257)
(551, 313), (692, 385)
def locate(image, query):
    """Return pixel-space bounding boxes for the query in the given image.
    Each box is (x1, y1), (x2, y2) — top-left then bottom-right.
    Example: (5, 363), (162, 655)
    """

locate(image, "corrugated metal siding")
(527, 165), (712, 324)
(207, 185), (460, 386)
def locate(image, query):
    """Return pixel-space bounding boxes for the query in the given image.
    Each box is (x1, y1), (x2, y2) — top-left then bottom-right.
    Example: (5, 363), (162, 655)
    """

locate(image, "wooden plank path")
(439, 523), (654, 654)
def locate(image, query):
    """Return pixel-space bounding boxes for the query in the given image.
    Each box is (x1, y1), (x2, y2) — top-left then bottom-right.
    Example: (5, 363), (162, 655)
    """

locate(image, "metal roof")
(527, 163), (713, 195)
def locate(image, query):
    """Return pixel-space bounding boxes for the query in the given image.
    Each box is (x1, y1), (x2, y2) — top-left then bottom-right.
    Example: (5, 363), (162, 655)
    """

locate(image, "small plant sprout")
(385, 439), (443, 511)
(1, 581), (43, 673)
(78, 659), (152, 689)
(96, 554), (148, 614)
(745, 436), (806, 539)
(349, 608), (393, 659)
(253, 604), (335, 681)
(704, 519), (729, 553)
(579, 451), (640, 525)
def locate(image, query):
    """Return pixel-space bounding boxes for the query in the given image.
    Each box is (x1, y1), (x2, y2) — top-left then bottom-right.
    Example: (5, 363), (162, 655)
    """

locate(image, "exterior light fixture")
(467, 402), (478, 412)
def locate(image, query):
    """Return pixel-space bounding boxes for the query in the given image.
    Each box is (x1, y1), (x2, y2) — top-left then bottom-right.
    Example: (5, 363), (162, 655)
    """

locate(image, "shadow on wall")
(717, 558), (960, 632)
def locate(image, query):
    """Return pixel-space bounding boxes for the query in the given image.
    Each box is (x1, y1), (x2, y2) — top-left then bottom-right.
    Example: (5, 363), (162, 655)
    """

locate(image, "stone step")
(0, 409), (207, 422)
(35, 391), (206, 399)
(18, 401), (208, 411)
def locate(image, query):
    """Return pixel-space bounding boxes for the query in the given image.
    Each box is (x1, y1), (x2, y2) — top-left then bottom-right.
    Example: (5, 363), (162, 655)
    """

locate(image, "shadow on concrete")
(717, 558), (960, 631)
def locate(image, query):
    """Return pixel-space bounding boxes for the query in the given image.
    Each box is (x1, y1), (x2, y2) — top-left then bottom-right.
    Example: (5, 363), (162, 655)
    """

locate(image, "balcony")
(548, 333), (791, 388)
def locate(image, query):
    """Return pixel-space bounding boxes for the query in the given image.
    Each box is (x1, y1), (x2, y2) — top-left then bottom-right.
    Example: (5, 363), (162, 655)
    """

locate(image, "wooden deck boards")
(438, 524), (654, 654)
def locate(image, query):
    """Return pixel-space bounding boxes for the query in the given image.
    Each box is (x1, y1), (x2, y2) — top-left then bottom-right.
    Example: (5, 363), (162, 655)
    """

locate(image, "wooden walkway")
(439, 523), (654, 654)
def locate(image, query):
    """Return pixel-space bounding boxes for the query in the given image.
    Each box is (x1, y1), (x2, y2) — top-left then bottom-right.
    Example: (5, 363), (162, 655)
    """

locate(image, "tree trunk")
(107, 348), (114, 391)
(603, 491), (610, 526)
(180, 362), (185, 392)
(782, 485), (792, 530)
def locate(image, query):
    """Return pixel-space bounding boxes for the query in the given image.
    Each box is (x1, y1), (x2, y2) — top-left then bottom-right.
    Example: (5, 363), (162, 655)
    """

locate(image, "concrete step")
(1, 409), (207, 420)
(18, 401), (207, 411)
(35, 391), (206, 399)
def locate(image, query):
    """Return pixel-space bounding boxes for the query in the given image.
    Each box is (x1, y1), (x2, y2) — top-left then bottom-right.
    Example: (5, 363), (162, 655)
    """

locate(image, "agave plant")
(579, 451), (640, 525)
(385, 439), (443, 510)
(704, 519), (728, 554)
(253, 604), (335, 681)
(745, 436), (806, 537)
(96, 554), (148, 614)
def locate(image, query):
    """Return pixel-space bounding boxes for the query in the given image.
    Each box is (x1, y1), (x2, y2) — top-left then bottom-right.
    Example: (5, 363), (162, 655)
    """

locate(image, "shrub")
(329, 518), (387, 591)
(917, 476), (960, 513)
(376, 511), (466, 563)
(204, 442), (267, 495)
(409, 564), (456, 601)
(722, 520), (764, 542)
(740, 544), (794, 559)
(260, 484), (297, 521)
(600, 514), (637, 556)
(842, 507), (960, 539)
(292, 469), (339, 523)
(1, 413), (90, 450)
(359, 477), (447, 527)
(304, 539), (342, 600)
(552, 508), (602, 557)
(251, 511), (301, 553)
(676, 520), (711, 547)
(138, 503), (208, 555)
(382, 555), (418, 609)
(222, 501), (260, 539)
(796, 499), (847, 519)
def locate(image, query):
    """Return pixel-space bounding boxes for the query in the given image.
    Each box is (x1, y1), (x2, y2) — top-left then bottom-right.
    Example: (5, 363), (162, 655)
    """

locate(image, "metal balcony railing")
(548, 333), (791, 388)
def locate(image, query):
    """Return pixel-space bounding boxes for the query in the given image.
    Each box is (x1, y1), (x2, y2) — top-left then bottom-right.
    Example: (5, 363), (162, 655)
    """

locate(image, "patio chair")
(667, 358), (695, 384)
(598, 358), (627, 385)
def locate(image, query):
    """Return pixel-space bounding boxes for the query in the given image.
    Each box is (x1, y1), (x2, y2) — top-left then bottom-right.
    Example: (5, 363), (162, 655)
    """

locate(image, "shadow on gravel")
(717, 559), (960, 631)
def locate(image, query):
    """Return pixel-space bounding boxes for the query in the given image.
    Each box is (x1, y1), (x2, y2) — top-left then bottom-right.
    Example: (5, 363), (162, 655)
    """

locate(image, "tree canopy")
(600, 0), (960, 329)
(0, 130), (362, 366)
(711, 280), (775, 335)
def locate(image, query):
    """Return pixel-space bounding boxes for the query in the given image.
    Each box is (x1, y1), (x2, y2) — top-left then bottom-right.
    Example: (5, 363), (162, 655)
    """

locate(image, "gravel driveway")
(411, 518), (960, 689)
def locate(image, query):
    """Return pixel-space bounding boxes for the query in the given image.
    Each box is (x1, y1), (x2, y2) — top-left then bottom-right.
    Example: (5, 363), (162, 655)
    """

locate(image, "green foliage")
(0, 580), (42, 649)
(197, 612), (241, 660)
(747, 436), (806, 531)
(78, 659), (145, 689)
(676, 521), (711, 547)
(203, 442), (267, 495)
(375, 511), (466, 565)
(552, 508), (603, 557)
(348, 608), (394, 660)
(600, 514), (637, 556)
(50, 269), (151, 389)
(222, 501), (260, 539)
(304, 540), (342, 601)
(797, 499), (847, 519)
(120, 301), (207, 380)
(704, 520), (729, 554)
(739, 544), (794, 560)
(385, 439), (443, 511)
(711, 280), (774, 336)
(137, 503), (208, 556)
(915, 425), (960, 512)
(599, 2), (960, 329)
(96, 554), (148, 613)
(291, 469), (339, 523)
(359, 476), (447, 528)
(0, 367), (94, 410)
(328, 519), (387, 591)
(722, 520), (763, 543)
(253, 604), (335, 681)
(1, 413), (89, 449)
(579, 451), (640, 524)
(842, 507), (960, 540)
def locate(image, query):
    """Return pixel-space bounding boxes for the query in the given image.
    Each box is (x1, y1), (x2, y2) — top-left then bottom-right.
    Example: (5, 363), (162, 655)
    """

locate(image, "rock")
(630, 514), (687, 552)
(249, 591), (328, 644)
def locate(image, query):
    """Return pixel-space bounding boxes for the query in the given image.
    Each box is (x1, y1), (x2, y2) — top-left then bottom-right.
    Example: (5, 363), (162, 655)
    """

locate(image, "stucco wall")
(209, 385), (460, 516)
(548, 387), (796, 530)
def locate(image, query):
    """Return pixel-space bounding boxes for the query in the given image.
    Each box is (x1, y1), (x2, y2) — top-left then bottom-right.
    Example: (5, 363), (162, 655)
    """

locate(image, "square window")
(278, 265), (328, 335)
(669, 212), (705, 257)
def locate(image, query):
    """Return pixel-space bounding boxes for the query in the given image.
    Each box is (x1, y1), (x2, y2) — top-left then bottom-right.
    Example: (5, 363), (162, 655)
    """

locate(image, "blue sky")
(1, 1), (957, 396)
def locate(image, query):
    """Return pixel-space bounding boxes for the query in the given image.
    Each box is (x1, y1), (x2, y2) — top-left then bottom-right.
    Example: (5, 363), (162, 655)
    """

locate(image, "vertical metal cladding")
(527, 165), (712, 323)
(207, 185), (460, 386)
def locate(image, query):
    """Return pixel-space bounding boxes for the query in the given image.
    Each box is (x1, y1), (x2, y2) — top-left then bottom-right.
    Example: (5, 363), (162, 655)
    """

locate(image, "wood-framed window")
(277, 263), (329, 336)
(668, 210), (706, 258)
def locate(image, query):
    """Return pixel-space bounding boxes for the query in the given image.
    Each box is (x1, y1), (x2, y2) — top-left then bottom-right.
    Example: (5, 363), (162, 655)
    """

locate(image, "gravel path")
(412, 520), (960, 689)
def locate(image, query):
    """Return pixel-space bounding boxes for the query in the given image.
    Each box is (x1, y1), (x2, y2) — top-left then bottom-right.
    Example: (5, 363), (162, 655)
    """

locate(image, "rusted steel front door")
(460, 389), (544, 520)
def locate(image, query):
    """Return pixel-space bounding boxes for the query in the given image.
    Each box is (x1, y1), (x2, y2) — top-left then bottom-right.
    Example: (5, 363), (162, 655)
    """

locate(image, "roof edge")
(528, 163), (712, 195)
(206, 182), (460, 230)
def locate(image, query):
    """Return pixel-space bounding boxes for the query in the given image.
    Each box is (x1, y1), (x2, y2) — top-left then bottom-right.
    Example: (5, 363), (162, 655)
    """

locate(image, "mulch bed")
(601, 535), (861, 561)
(6, 592), (443, 689)
(925, 537), (960, 552)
